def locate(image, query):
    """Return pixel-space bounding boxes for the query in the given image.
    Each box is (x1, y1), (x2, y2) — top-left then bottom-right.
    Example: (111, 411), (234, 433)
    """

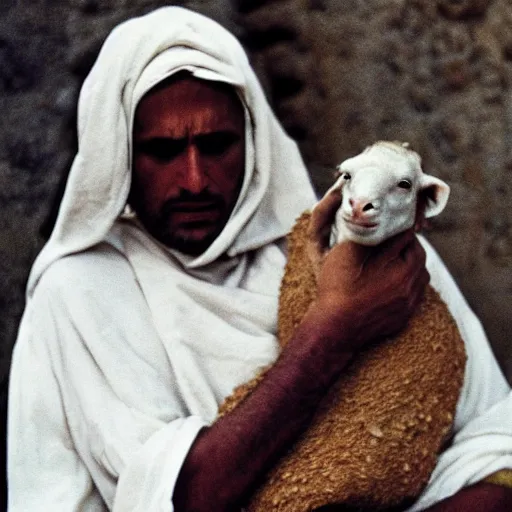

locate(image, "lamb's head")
(327, 141), (450, 246)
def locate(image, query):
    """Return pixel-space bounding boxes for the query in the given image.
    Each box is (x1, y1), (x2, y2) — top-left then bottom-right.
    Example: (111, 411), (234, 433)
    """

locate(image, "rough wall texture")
(1, 0), (511, 507)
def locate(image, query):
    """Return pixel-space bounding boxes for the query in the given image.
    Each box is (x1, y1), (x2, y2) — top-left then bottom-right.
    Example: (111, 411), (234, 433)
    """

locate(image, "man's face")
(130, 76), (245, 255)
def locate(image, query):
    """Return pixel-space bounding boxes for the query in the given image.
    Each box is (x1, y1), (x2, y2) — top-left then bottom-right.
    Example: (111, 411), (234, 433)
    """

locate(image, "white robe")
(8, 6), (512, 512)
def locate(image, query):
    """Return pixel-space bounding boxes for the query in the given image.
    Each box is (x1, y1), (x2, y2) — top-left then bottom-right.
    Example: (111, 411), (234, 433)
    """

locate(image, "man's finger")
(374, 228), (416, 264)
(414, 194), (428, 231)
(308, 187), (342, 241)
(407, 237), (427, 269)
(324, 239), (371, 269)
(408, 267), (430, 311)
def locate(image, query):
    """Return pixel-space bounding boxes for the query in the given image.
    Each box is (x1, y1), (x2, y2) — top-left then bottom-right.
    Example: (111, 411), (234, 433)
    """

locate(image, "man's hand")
(315, 228), (429, 350)
(306, 186), (343, 277)
(423, 482), (512, 511)
(304, 185), (430, 357)
(310, 482), (512, 511)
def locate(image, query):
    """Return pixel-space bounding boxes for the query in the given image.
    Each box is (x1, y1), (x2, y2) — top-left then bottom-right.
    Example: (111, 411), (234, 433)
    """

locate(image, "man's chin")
(159, 230), (219, 256)
(137, 213), (225, 256)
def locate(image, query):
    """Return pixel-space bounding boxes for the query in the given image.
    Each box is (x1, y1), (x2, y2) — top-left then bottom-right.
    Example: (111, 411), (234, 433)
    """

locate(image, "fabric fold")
(113, 416), (207, 512)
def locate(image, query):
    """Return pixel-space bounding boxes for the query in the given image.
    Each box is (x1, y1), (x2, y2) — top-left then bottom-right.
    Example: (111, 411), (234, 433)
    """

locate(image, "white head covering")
(27, 6), (316, 295)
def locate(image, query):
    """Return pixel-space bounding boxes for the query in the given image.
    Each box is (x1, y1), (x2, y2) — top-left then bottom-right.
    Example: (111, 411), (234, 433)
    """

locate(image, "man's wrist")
(280, 301), (356, 391)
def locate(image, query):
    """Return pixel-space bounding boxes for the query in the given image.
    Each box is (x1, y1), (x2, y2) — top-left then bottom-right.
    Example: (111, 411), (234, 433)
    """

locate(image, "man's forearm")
(423, 482), (512, 512)
(173, 227), (429, 512)
(173, 303), (354, 512)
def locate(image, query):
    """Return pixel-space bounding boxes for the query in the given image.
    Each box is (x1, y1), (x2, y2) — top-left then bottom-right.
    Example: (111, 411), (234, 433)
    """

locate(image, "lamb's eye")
(398, 179), (412, 190)
(341, 172), (351, 180)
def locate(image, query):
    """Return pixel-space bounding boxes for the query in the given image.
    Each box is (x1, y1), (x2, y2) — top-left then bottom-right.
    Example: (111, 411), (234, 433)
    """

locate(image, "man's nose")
(182, 144), (207, 193)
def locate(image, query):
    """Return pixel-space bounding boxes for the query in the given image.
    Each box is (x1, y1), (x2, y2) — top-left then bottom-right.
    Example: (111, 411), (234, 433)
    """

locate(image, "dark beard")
(161, 230), (220, 256)
(137, 189), (227, 256)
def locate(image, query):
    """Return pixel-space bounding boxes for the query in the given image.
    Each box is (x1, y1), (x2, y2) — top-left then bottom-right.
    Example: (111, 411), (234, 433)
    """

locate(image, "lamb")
(327, 140), (448, 247)
(218, 141), (466, 512)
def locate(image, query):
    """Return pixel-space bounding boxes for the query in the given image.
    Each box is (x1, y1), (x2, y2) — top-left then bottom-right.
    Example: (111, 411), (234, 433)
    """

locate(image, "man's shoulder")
(22, 242), (152, 353)
(36, 242), (134, 297)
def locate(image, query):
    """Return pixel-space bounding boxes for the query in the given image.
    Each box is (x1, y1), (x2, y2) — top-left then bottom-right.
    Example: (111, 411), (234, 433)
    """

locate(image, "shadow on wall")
(1, 377), (6, 511)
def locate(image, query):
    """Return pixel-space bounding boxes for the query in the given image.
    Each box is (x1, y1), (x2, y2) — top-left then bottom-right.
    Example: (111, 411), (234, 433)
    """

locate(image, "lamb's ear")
(419, 174), (450, 218)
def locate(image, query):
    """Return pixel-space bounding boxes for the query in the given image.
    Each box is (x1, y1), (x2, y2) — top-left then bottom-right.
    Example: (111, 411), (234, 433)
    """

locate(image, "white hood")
(27, 6), (316, 294)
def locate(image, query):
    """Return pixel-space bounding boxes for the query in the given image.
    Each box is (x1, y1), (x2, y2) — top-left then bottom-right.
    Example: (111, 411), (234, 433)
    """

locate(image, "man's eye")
(195, 132), (240, 156)
(136, 138), (187, 162)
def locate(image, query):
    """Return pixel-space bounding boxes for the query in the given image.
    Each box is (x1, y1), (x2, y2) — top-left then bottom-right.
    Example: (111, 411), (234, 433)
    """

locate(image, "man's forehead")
(133, 74), (245, 137)
(137, 74), (242, 114)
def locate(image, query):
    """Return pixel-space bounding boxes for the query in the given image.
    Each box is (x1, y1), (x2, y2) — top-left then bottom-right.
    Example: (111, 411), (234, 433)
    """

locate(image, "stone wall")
(1, 0), (511, 507)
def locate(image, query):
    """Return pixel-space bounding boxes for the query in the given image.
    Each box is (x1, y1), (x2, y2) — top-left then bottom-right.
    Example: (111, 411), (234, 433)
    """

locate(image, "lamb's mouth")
(344, 218), (379, 229)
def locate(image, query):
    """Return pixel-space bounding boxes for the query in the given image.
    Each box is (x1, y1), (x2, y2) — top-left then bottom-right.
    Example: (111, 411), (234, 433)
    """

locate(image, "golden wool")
(218, 213), (466, 512)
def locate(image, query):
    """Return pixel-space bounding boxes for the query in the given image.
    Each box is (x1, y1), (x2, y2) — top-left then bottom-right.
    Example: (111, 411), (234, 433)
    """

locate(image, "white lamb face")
(326, 142), (450, 246)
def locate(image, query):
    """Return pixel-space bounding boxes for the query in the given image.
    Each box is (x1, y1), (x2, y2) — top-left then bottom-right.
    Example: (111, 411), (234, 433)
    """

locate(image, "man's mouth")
(156, 193), (226, 232)
(161, 201), (224, 229)
(168, 201), (220, 213)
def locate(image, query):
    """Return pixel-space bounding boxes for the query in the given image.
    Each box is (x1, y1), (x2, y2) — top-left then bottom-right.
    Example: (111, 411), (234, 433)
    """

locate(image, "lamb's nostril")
(363, 203), (374, 212)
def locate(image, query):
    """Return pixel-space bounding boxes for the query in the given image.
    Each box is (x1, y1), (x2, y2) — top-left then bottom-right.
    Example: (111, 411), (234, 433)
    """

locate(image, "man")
(8, 6), (512, 512)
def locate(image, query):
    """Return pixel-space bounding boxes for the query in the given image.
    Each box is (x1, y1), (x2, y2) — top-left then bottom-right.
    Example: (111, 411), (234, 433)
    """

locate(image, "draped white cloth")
(7, 6), (512, 512)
